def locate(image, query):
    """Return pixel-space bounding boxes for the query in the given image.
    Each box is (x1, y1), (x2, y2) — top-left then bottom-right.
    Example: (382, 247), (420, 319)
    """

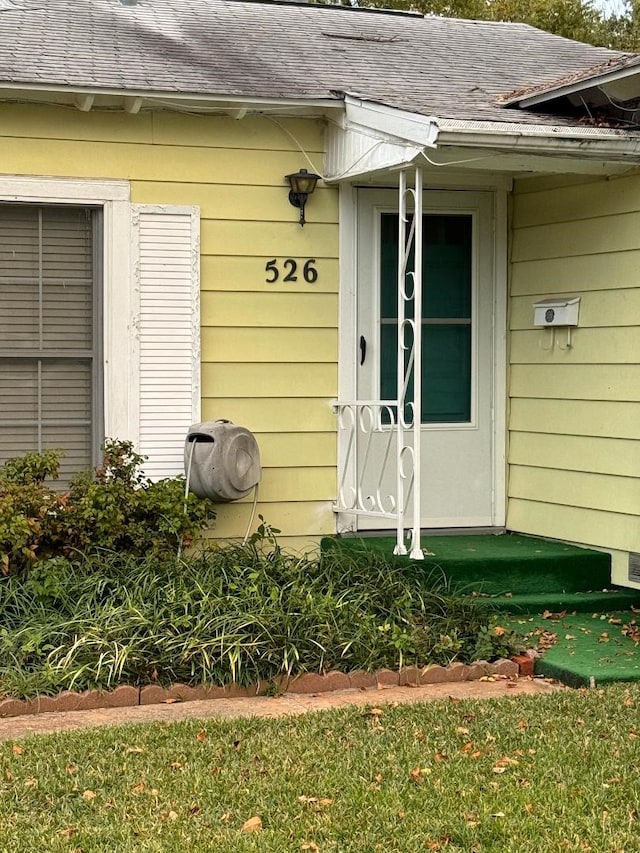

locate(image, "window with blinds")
(0, 204), (102, 486)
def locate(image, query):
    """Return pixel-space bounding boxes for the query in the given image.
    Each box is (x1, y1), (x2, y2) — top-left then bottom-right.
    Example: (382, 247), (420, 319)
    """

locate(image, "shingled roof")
(0, 0), (632, 126)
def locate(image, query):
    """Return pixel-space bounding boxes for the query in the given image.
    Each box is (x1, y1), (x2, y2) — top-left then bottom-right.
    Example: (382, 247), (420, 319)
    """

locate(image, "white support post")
(409, 168), (424, 560)
(394, 171), (408, 556)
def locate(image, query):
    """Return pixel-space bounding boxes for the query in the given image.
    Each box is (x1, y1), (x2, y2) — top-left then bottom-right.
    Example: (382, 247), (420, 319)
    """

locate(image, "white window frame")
(0, 176), (200, 472)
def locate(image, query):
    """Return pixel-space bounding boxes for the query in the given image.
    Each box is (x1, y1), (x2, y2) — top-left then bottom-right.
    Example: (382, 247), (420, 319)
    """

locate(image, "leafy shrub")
(0, 440), (216, 574)
(0, 450), (62, 574)
(0, 532), (524, 698)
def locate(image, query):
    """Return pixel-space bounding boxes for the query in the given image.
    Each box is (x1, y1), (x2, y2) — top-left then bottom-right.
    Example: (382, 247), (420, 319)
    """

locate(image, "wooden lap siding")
(0, 104), (339, 545)
(508, 173), (640, 585)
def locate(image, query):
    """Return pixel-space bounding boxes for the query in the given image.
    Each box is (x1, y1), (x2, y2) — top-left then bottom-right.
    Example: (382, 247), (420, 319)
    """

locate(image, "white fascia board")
(0, 81), (342, 113)
(508, 63), (640, 109)
(436, 117), (640, 162)
(343, 94), (438, 147)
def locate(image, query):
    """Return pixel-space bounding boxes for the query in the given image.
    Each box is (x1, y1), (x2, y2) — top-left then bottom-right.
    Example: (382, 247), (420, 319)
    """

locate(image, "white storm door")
(356, 189), (496, 528)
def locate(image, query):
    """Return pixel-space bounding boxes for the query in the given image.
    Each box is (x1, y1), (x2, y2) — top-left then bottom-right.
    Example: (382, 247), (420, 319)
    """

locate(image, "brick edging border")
(0, 657), (526, 719)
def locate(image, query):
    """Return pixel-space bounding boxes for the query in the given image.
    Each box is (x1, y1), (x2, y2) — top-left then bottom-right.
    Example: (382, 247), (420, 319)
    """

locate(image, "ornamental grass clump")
(0, 528), (522, 698)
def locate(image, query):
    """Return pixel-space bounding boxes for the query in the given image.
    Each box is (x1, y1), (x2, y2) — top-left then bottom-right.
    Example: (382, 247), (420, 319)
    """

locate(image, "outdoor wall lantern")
(285, 168), (321, 227)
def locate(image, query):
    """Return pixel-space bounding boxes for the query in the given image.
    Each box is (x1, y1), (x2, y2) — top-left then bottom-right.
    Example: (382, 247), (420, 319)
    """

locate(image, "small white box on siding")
(533, 296), (580, 327)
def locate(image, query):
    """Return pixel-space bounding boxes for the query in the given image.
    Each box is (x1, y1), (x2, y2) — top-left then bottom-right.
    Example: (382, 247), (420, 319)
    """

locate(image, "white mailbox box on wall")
(533, 296), (581, 327)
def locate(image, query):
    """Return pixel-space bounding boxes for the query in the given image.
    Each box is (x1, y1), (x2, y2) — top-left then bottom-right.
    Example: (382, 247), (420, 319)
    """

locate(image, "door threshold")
(349, 527), (506, 538)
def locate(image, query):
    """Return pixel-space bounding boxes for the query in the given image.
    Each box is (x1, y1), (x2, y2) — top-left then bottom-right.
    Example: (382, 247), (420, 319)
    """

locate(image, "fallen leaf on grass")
(196, 730), (207, 742)
(242, 816), (263, 832)
(11, 744), (23, 756)
(58, 828), (76, 838)
(82, 790), (96, 801)
(495, 756), (519, 767)
(301, 843), (320, 852)
(24, 777), (38, 788)
(410, 767), (432, 783)
(160, 810), (179, 821)
(297, 796), (333, 809)
(366, 708), (384, 717)
(425, 838), (453, 850)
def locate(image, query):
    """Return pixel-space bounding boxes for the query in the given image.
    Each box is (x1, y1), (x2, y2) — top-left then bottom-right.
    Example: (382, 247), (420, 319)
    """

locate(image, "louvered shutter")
(0, 204), (100, 485)
(133, 206), (200, 480)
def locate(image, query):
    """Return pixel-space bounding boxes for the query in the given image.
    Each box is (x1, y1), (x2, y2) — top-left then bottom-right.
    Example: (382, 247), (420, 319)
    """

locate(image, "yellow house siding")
(0, 103), (339, 544)
(508, 174), (640, 583)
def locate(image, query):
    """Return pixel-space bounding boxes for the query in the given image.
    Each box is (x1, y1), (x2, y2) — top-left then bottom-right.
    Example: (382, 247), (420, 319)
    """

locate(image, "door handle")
(359, 335), (366, 366)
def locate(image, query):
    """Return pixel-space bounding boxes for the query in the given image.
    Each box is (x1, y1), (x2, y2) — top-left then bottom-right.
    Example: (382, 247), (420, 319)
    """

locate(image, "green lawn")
(1, 685), (639, 851)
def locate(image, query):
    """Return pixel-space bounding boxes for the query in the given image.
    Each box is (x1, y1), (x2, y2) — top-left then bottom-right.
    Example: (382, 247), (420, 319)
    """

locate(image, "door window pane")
(380, 212), (472, 423)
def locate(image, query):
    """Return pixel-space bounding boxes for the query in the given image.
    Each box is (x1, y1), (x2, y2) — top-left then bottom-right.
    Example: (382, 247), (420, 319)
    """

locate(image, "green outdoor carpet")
(323, 533), (640, 685)
(509, 610), (640, 688)
(321, 533), (611, 596)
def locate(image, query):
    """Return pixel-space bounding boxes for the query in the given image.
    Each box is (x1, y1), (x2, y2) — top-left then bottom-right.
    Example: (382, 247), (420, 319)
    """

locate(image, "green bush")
(0, 449), (63, 574)
(0, 533), (523, 698)
(0, 440), (216, 574)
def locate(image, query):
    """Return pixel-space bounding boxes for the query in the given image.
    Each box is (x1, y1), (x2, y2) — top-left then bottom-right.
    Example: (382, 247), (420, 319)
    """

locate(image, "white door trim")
(336, 179), (507, 532)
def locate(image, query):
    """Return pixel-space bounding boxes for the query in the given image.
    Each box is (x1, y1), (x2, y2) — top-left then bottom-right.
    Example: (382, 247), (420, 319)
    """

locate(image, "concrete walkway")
(0, 676), (562, 742)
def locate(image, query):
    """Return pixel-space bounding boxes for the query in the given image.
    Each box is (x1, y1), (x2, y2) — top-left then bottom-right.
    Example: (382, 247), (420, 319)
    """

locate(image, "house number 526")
(265, 258), (318, 284)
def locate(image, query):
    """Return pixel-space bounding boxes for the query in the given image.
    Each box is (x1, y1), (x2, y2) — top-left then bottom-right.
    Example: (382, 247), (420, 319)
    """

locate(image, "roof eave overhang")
(0, 81), (344, 115)
(326, 100), (640, 182)
(502, 63), (640, 110)
(324, 95), (438, 182)
(436, 118), (640, 163)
